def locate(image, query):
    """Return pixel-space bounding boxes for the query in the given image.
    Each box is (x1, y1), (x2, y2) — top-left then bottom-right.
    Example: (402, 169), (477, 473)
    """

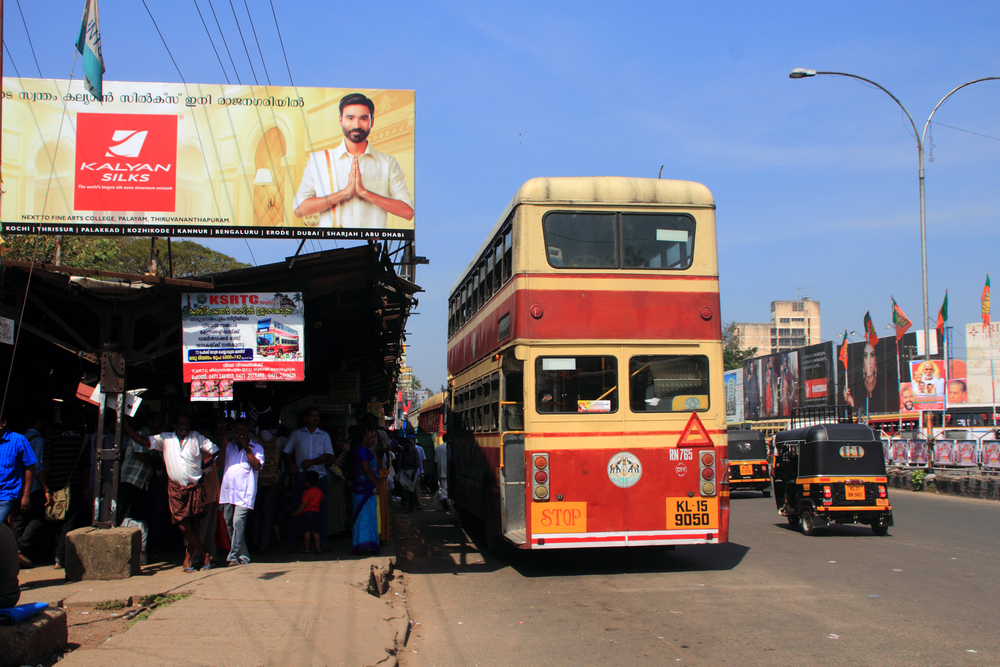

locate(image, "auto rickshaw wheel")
(800, 510), (815, 536)
(871, 524), (889, 536)
(786, 514), (800, 529)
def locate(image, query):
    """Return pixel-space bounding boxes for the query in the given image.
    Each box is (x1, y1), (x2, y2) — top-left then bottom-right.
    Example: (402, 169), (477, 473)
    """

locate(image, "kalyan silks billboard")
(1, 78), (414, 240)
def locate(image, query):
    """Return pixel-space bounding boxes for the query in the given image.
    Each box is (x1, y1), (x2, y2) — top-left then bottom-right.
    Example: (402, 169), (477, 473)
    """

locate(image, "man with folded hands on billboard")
(293, 93), (414, 230)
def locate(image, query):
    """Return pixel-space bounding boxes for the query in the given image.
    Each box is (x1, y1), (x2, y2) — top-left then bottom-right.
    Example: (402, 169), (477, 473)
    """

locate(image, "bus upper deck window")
(535, 356), (618, 414)
(543, 213), (616, 269)
(629, 355), (709, 412)
(621, 214), (695, 270)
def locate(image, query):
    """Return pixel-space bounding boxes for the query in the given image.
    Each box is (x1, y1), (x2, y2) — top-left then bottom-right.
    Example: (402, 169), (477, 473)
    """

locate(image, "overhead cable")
(193, 0), (231, 84)
(268, 0), (294, 86)
(209, 0), (243, 84)
(227, 0), (259, 85)
(14, 0), (43, 77)
(242, 0), (271, 86)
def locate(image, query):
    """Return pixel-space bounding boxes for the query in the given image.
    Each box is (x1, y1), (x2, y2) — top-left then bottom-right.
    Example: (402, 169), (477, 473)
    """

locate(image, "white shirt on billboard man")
(293, 93), (414, 230)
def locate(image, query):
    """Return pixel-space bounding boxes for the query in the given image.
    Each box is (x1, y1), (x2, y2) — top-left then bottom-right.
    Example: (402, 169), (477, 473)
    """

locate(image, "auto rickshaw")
(772, 423), (893, 536)
(727, 430), (770, 496)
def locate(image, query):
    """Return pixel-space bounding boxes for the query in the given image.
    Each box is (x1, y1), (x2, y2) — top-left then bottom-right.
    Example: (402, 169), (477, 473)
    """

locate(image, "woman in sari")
(351, 429), (380, 554)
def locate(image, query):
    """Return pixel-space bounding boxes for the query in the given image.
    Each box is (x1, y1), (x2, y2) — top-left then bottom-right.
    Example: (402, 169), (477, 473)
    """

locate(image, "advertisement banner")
(891, 440), (907, 464)
(724, 369), (744, 424)
(182, 292), (304, 382)
(191, 379), (234, 402)
(799, 342), (835, 407)
(839, 336), (902, 419)
(742, 350), (799, 419)
(910, 439), (928, 465)
(933, 440), (954, 466)
(955, 440), (977, 467)
(984, 443), (1000, 469)
(909, 360), (946, 411)
(1, 77), (415, 240)
(966, 323), (1000, 404)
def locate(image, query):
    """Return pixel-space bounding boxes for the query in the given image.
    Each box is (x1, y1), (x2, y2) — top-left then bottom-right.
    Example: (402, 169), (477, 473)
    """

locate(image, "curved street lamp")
(789, 68), (1000, 360)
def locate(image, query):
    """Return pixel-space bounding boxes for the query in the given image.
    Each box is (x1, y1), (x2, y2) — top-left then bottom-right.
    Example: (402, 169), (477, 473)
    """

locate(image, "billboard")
(182, 292), (304, 382)
(742, 350), (799, 419)
(837, 332), (942, 419)
(1, 78), (414, 240)
(798, 342), (835, 407)
(724, 368), (743, 424)
(967, 323), (1000, 404)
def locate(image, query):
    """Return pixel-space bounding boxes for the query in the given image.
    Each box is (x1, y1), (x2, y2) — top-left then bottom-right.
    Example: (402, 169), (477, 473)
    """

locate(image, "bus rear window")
(630, 355), (710, 412)
(536, 356), (618, 413)
(622, 214), (694, 269)
(543, 213), (616, 268)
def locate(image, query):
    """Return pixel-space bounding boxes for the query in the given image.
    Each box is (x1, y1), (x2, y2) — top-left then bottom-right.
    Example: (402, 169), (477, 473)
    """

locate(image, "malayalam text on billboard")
(182, 292), (304, 382)
(1, 78), (414, 240)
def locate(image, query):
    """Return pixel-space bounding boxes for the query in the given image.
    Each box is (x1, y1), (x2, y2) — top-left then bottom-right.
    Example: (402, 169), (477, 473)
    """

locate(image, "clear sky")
(6, 1), (1000, 392)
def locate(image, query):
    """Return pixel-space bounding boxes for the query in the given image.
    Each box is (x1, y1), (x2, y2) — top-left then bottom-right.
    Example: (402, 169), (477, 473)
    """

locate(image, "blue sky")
(6, 1), (1000, 392)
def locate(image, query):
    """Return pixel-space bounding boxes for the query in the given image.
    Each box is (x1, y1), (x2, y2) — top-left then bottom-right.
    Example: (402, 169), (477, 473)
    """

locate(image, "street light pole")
(789, 69), (1000, 362)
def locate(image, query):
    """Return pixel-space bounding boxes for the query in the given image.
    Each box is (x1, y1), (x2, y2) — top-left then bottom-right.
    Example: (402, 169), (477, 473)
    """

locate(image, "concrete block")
(0, 608), (68, 667)
(65, 526), (141, 581)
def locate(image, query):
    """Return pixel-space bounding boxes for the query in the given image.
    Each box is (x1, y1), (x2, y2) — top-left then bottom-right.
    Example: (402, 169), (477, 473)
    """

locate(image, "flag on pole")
(839, 330), (849, 369)
(936, 290), (948, 337)
(863, 311), (878, 347)
(77, 0), (105, 101)
(891, 296), (912, 341)
(983, 274), (992, 327)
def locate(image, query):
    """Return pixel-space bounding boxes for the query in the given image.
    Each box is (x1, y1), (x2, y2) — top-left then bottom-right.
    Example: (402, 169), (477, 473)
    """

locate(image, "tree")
(722, 321), (758, 371)
(412, 376), (422, 390)
(1, 236), (249, 277)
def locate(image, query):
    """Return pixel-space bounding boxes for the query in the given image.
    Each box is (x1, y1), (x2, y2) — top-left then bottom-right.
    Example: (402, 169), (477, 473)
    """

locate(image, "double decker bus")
(256, 318), (299, 357)
(446, 177), (728, 553)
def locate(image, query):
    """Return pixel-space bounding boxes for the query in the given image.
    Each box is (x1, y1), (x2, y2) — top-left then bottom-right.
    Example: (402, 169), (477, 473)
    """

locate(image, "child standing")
(291, 471), (325, 554)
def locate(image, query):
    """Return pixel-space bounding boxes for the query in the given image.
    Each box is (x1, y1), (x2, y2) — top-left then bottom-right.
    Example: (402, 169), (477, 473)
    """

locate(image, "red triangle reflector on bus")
(677, 411), (713, 447)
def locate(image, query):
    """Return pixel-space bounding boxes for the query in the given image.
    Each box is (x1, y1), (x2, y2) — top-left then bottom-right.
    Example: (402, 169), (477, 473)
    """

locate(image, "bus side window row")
(448, 221), (514, 337)
(453, 372), (501, 433)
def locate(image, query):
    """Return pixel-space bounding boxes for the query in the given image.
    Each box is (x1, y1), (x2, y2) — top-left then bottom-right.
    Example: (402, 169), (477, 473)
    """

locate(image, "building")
(732, 298), (821, 355)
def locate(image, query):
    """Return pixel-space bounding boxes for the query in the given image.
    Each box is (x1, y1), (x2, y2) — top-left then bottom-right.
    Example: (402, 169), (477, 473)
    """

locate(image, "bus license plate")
(739, 464), (753, 476)
(846, 485), (865, 500)
(667, 497), (718, 530)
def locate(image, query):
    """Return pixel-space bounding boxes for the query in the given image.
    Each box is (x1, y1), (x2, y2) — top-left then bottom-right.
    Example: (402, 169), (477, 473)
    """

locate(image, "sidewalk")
(15, 534), (408, 667)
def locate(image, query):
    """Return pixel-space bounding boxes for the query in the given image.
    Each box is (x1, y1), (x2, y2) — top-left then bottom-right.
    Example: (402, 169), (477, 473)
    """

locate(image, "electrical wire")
(193, 0), (230, 84)
(14, 0), (43, 77)
(929, 120), (1000, 143)
(243, 0), (271, 86)
(141, 0), (186, 84)
(209, 0), (243, 84)
(244, 239), (258, 266)
(268, 0), (294, 86)
(3, 42), (23, 78)
(228, 0), (259, 85)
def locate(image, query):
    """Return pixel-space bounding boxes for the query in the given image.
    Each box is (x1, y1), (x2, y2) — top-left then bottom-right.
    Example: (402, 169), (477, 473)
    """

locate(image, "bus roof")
(452, 177), (715, 294)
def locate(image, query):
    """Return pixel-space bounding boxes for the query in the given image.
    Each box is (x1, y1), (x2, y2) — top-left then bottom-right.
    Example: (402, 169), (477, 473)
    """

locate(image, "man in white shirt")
(436, 440), (449, 510)
(293, 93), (414, 230)
(219, 419), (263, 566)
(124, 414), (217, 572)
(283, 408), (334, 551)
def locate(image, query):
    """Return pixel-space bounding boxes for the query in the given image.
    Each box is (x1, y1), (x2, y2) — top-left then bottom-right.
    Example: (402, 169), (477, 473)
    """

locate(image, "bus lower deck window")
(535, 356), (618, 413)
(630, 355), (710, 412)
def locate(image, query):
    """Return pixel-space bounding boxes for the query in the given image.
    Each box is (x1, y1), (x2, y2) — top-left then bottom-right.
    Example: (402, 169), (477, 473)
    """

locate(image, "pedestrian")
(290, 470), (324, 555)
(123, 414), (218, 572)
(201, 417), (231, 563)
(351, 429), (379, 554)
(11, 410), (52, 567)
(116, 411), (162, 566)
(283, 408), (334, 552)
(0, 414), (38, 541)
(250, 415), (285, 552)
(0, 524), (20, 608)
(396, 437), (420, 513)
(436, 438), (449, 511)
(44, 418), (90, 570)
(219, 419), (263, 566)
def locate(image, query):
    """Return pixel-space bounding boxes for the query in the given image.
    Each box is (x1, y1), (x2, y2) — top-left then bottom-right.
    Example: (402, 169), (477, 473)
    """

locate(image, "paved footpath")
(16, 536), (408, 667)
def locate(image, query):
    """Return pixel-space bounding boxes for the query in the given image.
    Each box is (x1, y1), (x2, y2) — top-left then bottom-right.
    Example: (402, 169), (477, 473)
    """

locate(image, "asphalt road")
(394, 488), (1000, 667)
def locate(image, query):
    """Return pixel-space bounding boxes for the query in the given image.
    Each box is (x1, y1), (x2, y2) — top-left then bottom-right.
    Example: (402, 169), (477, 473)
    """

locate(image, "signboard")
(329, 372), (361, 403)
(799, 342), (835, 407)
(933, 441), (954, 466)
(0, 316), (13, 345)
(742, 351), (798, 419)
(909, 360), (946, 411)
(191, 379), (234, 402)
(954, 441), (977, 467)
(724, 368), (743, 424)
(1, 78), (414, 240)
(984, 442), (1000, 469)
(966, 323), (1000, 404)
(182, 292), (304, 382)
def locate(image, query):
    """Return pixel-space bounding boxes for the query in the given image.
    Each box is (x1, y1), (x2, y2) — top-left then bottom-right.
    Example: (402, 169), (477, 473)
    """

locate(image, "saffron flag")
(891, 296), (912, 341)
(983, 274), (991, 327)
(863, 311), (878, 347)
(839, 330), (849, 369)
(76, 0), (105, 101)
(936, 291), (948, 336)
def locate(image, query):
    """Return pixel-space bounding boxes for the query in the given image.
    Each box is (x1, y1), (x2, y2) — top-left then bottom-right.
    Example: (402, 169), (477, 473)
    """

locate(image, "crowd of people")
(0, 404), (448, 578)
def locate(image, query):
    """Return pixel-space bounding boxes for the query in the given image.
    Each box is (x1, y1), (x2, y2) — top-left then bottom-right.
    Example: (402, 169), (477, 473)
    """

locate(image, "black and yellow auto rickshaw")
(727, 430), (771, 496)
(772, 423), (893, 536)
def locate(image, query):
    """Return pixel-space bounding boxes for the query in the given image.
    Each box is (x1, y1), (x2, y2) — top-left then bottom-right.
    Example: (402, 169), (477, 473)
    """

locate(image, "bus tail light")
(699, 450), (716, 497)
(533, 453), (550, 501)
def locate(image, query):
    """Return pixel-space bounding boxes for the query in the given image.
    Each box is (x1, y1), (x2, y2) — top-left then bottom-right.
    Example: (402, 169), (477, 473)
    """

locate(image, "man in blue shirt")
(0, 415), (38, 526)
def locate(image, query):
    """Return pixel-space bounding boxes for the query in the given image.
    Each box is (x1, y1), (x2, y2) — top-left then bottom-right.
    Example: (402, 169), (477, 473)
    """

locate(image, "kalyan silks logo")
(74, 113), (178, 213)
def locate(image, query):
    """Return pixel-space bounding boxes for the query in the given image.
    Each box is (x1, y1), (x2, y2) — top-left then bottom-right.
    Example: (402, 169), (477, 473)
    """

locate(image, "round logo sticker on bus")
(607, 451), (642, 488)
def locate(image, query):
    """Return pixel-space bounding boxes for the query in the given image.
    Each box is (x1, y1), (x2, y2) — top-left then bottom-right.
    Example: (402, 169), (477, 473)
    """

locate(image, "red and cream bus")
(446, 177), (728, 552)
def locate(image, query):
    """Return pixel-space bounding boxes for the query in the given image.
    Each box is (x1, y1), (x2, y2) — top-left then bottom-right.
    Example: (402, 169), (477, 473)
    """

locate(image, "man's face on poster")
(901, 385), (914, 409)
(920, 361), (937, 381)
(341, 104), (372, 144)
(948, 381), (967, 404)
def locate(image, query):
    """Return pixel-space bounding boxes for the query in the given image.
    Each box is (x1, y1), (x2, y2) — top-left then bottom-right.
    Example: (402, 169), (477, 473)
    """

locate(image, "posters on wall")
(182, 292), (305, 383)
(724, 368), (744, 424)
(907, 360), (968, 410)
(1, 78), (415, 240)
(190, 379), (234, 402)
